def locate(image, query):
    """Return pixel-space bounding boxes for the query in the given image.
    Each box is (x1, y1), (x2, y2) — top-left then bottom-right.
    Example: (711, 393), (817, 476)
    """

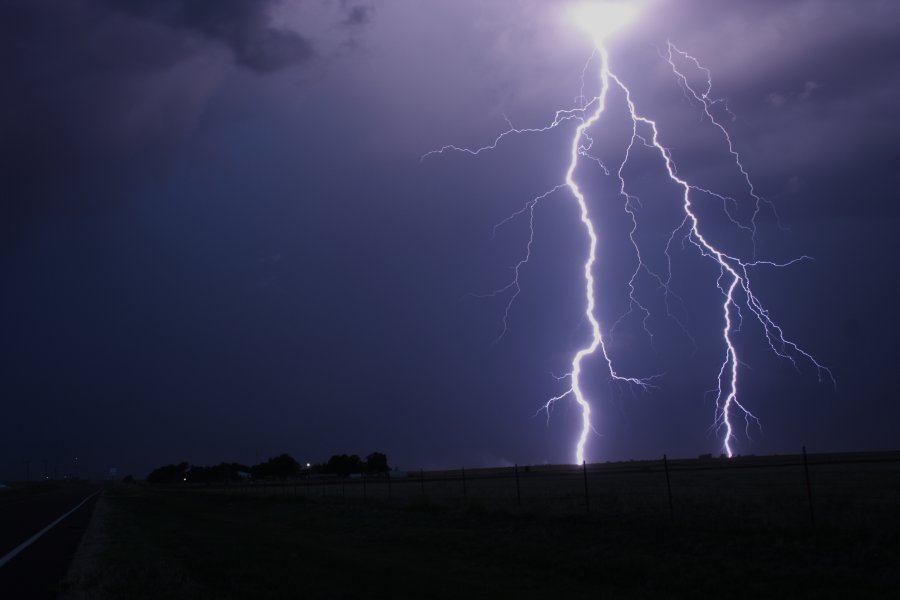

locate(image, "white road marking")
(0, 491), (99, 569)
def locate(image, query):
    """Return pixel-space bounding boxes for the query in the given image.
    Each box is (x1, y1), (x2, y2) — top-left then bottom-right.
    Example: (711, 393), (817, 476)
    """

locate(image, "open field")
(61, 452), (900, 599)
(196, 451), (900, 531)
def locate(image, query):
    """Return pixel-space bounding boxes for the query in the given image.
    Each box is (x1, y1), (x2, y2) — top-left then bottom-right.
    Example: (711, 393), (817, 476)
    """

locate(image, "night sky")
(3, 0), (898, 481)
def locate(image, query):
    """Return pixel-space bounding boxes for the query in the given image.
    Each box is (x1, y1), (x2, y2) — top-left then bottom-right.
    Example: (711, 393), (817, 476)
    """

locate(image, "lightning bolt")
(424, 23), (832, 462)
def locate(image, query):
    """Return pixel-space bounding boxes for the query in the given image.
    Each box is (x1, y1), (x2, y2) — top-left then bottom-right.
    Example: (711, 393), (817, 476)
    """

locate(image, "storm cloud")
(0, 0), (371, 250)
(105, 0), (315, 73)
(1, 1), (897, 479)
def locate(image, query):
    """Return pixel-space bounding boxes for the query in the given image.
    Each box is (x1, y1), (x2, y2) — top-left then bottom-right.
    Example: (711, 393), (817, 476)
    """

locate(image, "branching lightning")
(424, 4), (833, 463)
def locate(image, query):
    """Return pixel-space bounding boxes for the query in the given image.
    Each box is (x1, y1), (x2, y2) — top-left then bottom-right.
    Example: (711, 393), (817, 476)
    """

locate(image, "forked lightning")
(424, 3), (832, 463)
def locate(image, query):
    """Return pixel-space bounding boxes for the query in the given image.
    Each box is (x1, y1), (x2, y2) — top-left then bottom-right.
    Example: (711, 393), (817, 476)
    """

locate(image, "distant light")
(183, 477), (187, 481)
(568, 1), (640, 40)
(305, 463), (311, 468)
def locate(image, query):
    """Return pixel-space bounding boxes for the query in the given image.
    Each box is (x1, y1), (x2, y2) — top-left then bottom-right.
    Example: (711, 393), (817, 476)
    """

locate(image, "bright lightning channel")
(424, 3), (833, 463)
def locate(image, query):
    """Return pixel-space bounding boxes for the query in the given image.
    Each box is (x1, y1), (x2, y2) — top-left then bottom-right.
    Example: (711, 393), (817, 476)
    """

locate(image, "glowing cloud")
(568, 1), (641, 41)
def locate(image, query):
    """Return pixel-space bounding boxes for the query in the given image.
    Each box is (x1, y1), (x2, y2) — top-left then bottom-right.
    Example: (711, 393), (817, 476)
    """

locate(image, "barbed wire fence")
(171, 450), (900, 531)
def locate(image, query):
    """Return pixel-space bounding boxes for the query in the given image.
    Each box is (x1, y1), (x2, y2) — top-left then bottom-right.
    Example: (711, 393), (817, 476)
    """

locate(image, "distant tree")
(365, 452), (389, 474)
(251, 454), (301, 480)
(325, 454), (363, 476)
(147, 462), (189, 484)
(147, 456), (303, 483)
(184, 462), (251, 484)
(122, 475), (135, 484)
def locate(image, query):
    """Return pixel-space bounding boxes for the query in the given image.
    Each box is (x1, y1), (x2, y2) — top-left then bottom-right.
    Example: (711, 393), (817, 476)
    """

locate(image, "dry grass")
(58, 474), (899, 599)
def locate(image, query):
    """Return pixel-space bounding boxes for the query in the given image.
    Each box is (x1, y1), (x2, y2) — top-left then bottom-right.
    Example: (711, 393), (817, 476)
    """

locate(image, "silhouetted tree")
(146, 453), (325, 484)
(325, 454), (363, 476)
(365, 452), (389, 474)
(186, 462), (251, 484)
(251, 454), (301, 480)
(147, 462), (189, 484)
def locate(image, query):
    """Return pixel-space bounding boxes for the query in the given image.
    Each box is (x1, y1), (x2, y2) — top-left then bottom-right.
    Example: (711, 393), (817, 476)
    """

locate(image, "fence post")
(663, 454), (674, 520)
(387, 470), (392, 502)
(362, 474), (367, 504)
(461, 467), (467, 503)
(342, 479), (346, 502)
(514, 464), (521, 506)
(420, 469), (426, 499)
(582, 461), (590, 513)
(802, 446), (815, 528)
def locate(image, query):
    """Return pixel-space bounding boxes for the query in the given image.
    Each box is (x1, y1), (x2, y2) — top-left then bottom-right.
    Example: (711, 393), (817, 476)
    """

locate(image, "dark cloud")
(342, 5), (374, 27)
(608, 0), (900, 223)
(107, 0), (314, 73)
(1, 1), (895, 478)
(0, 0), (374, 252)
(1, 0), (201, 250)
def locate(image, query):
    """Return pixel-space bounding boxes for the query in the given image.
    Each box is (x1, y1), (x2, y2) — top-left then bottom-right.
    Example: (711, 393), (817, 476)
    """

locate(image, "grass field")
(61, 454), (900, 599)
(197, 452), (900, 531)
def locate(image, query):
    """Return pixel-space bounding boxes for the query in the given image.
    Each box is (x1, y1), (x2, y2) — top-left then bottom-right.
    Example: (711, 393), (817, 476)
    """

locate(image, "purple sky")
(2, 0), (898, 480)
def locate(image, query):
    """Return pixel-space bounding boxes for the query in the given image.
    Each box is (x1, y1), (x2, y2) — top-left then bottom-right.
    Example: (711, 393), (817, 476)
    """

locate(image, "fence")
(177, 449), (900, 531)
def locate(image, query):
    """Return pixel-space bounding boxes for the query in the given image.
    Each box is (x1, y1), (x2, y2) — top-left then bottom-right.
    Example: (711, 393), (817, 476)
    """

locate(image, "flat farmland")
(214, 451), (900, 531)
(60, 452), (899, 599)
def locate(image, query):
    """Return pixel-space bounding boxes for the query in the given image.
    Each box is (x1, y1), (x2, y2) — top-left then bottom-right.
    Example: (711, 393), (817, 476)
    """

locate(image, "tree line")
(146, 452), (390, 484)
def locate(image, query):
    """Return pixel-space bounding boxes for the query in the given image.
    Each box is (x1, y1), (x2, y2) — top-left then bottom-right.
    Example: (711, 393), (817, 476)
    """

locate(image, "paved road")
(0, 483), (100, 599)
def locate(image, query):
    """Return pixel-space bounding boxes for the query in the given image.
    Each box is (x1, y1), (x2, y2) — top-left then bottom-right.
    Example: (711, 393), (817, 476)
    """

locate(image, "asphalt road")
(0, 482), (100, 599)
